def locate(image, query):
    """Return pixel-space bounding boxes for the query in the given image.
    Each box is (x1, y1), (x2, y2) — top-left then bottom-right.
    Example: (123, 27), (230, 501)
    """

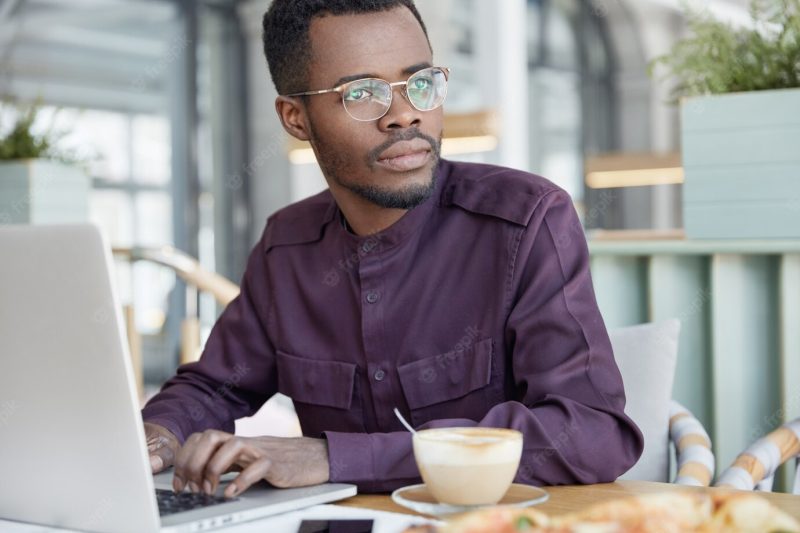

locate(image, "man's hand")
(145, 422), (180, 474)
(172, 430), (330, 498)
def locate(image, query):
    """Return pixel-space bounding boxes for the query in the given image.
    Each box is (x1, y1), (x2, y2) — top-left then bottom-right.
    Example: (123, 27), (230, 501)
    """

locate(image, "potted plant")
(0, 103), (90, 224)
(650, 0), (800, 239)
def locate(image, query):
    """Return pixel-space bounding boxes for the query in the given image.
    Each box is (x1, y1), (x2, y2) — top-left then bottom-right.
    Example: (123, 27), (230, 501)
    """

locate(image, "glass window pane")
(65, 109), (131, 182)
(527, 2), (541, 64)
(134, 191), (173, 247)
(545, 4), (578, 69)
(132, 115), (171, 185)
(538, 70), (581, 131)
(542, 146), (581, 199)
(450, 0), (475, 55)
(584, 15), (610, 75)
(113, 259), (133, 307)
(14, 106), (131, 182)
(90, 190), (134, 248)
(132, 261), (175, 335)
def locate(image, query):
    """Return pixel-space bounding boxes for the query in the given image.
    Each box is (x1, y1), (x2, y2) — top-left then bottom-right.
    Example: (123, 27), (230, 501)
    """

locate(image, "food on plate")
(403, 491), (800, 533)
(705, 492), (800, 533)
(403, 507), (552, 533)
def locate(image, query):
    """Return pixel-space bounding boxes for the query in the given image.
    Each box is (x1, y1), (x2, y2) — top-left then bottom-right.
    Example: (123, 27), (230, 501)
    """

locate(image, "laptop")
(0, 224), (357, 533)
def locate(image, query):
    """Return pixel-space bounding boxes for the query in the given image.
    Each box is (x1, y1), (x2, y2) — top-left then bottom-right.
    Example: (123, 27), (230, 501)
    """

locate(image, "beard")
(309, 124), (442, 210)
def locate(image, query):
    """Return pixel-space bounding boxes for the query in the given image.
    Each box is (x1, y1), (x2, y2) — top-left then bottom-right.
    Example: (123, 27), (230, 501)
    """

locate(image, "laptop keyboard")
(155, 488), (236, 516)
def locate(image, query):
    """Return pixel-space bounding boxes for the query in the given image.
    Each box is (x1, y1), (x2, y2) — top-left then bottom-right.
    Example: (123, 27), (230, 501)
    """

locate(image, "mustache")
(366, 129), (441, 167)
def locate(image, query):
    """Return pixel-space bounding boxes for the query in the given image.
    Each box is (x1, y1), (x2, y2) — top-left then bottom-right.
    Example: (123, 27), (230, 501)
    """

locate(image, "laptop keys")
(156, 488), (236, 516)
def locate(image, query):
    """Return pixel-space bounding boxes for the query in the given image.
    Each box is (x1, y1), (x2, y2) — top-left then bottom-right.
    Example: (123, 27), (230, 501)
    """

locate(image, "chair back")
(716, 419), (800, 494)
(610, 320), (714, 485)
(611, 320), (680, 482)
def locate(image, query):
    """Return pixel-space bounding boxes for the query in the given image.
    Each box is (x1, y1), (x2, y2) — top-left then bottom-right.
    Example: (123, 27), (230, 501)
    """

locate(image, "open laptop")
(0, 224), (357, 533)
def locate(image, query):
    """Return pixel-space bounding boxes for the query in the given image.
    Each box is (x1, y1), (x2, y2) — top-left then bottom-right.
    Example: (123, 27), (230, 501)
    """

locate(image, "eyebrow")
(332, 62), (433, 87)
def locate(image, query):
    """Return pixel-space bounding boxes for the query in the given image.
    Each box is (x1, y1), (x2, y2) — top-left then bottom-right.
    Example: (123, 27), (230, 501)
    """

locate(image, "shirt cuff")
(323, 431), (375, 483)
(141, 414), (188, 444)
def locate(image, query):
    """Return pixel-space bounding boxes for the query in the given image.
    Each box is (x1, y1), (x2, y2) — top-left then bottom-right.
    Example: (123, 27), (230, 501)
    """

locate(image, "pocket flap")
(397, 338), (493, 410)
(276, 350), (356, 410)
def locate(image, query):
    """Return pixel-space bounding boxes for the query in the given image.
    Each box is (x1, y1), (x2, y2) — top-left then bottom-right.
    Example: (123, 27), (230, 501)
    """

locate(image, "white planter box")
(0, 160), (90, 224)
(681, 88), (800, 239)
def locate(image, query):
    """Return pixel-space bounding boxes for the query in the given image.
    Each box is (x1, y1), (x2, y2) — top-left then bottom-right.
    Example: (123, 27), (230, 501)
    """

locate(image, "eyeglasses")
(285, 66), (450, 122)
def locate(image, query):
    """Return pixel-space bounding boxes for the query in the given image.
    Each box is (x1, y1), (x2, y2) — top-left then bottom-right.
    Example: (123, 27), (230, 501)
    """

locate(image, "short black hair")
(262, 0), (430, 96)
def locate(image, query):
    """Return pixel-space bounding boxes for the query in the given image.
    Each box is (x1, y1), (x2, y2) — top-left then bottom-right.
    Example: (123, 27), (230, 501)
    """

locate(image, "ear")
(275, 96), (311, 141)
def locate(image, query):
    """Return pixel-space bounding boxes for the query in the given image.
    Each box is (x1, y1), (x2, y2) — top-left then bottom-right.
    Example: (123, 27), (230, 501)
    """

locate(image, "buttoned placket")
(336, 166), (445, 432)
(357, 238), (399, 431)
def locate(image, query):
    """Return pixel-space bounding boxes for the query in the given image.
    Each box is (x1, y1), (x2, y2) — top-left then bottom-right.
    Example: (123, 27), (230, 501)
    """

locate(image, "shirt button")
(366, 291), (380, 304)
(361, 243), (371, 254)
(374, 369), (386, 381)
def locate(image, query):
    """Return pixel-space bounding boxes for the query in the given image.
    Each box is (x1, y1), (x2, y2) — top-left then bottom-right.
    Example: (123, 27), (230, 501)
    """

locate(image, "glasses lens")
(407, 68), (448, 111)
(342, 79), (392, 121)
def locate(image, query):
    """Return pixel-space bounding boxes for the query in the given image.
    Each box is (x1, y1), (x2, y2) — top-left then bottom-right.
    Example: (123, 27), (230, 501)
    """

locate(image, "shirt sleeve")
(325, 190), (643, 492)
(141, 236), (278, 444)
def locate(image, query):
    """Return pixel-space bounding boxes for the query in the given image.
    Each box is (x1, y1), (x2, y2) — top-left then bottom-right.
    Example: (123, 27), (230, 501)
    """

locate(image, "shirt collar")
(332, 159), (450, 251)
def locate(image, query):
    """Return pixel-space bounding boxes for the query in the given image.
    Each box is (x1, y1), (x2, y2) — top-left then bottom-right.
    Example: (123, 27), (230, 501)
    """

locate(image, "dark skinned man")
(142, 0), (644, 499)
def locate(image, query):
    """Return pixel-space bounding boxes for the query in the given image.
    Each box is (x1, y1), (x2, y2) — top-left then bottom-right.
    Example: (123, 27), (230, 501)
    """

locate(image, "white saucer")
(391, 483), (549, 516)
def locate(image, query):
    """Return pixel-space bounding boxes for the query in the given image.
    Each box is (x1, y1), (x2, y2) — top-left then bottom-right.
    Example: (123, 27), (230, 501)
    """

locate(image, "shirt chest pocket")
(397, 338), (495, 427)
(275, 350), (365, 436)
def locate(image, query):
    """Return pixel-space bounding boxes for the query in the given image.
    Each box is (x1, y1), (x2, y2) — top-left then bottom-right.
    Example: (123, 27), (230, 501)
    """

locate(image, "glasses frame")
(285, 66), (450, 122)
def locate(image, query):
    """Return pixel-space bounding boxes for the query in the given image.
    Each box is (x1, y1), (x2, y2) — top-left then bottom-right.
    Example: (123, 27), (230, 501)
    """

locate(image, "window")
(527, 0), (616, 206)
(27, 106), (175, 335)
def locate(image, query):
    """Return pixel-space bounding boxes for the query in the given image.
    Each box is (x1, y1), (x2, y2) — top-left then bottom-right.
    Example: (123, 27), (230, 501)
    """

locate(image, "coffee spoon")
(394, 407), (417, 434)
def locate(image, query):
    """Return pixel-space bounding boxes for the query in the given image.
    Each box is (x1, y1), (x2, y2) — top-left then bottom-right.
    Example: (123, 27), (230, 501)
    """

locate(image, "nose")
(377, 84), (422, 131)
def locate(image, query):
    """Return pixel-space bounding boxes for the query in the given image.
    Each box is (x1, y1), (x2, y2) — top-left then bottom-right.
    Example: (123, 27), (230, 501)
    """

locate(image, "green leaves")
(0, 105), (53, 161)
(649, 0), (800, 102)
(515, 515), (535, 530)
(0, 103), (83, 164)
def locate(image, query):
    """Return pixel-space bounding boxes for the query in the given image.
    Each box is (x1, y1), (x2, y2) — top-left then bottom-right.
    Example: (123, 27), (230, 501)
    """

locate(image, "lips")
(375, 139), (432, 172)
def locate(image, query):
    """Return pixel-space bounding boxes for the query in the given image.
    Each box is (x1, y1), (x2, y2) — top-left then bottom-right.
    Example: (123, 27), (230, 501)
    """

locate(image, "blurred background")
(1, 0), (798, 491)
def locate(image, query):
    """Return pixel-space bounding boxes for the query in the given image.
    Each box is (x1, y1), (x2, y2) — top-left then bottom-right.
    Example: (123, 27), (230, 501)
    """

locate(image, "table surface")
(2, 480), (798, 532)
(336, 480), (800, 520)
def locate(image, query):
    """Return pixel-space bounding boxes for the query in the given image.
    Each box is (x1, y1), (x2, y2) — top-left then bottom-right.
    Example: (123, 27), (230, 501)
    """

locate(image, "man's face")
(302, 7), (443, 209)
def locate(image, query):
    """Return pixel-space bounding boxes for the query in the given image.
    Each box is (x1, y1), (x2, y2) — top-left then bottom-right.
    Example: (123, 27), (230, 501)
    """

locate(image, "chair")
(112, 246), (240, 399)
(669, 400), (715, 486)
(715, 418), (800, 494)
(610, 320), (715, 485)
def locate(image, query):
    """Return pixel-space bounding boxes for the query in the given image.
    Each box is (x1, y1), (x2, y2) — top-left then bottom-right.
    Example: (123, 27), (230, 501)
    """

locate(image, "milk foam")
(423, 432), (504, 444)
(414, 429), (523, 466)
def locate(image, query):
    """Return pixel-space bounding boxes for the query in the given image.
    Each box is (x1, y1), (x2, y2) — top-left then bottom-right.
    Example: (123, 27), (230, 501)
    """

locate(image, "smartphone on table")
(297, 519), (374, 533)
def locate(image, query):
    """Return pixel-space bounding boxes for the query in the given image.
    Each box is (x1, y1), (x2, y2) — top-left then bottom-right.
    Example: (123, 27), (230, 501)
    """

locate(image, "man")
(143, 0), (643, 499)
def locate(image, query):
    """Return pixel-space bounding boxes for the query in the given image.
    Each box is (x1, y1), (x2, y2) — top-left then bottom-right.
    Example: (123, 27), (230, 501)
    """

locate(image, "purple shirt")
(142, 159), (643, 492)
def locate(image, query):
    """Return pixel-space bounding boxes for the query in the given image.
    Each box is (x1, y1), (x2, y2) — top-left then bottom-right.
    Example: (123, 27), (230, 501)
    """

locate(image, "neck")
(329, 186), (408, 236)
